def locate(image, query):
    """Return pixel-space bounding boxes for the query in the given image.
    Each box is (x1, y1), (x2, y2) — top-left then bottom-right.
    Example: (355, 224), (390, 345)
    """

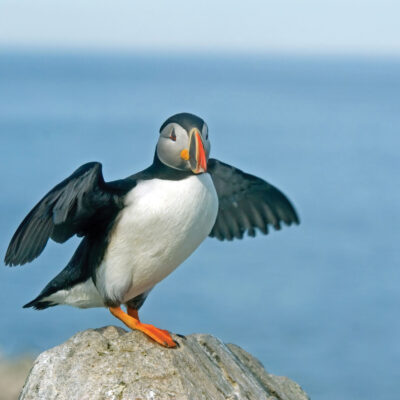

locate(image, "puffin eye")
(169, 129), (176, 141)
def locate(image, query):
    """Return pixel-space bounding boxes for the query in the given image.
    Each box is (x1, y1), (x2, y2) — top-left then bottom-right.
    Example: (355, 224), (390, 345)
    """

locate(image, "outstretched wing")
(208, 158), (299, 241)
(5, 162), (125, 266)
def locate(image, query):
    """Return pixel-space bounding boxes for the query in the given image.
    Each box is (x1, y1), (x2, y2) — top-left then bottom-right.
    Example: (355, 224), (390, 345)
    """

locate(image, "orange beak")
(188, 130), (207, 174)
(195, 131), (207, 173)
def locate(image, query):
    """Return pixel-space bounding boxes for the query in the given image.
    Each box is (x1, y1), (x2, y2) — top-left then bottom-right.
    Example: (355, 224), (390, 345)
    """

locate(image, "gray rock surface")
(20, 326), (309, 400)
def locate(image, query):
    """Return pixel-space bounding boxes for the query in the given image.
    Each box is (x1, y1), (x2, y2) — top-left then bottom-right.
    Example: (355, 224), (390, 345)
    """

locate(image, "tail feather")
(23, 297), (56, 310)
(22, 238), (93, 310)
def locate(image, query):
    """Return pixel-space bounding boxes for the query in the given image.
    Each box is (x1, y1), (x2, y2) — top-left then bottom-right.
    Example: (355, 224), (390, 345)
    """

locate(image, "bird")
(5, 112), (299, 348)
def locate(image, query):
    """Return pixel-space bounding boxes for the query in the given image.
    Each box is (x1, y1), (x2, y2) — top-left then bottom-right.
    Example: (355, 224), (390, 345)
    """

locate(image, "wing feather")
(5, 162), (123, 266)
(208, 158), (299, 241)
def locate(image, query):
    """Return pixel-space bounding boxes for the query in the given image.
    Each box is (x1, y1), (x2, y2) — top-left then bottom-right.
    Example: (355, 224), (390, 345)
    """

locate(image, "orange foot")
(109, 306), (177, 348)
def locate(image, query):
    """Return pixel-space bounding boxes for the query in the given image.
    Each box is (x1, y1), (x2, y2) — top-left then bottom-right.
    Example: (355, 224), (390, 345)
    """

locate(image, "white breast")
(96, 173), (218, 304)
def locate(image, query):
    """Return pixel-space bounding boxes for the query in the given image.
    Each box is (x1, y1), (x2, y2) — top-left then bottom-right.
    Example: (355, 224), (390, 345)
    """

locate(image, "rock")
(20, 326), (309, 400)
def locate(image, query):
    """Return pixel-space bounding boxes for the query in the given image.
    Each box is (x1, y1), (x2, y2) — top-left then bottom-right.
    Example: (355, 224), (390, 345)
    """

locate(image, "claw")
(176, 333), (187, 339)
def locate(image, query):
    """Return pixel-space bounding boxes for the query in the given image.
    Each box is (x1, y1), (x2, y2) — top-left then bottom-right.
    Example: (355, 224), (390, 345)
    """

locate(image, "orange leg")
(109, 306), (177, 348)
(127, 306), (171, 336)
(127, 307), (139, 320)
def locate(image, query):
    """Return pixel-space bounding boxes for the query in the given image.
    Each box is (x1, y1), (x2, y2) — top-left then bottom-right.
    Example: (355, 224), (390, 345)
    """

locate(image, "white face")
(156, 122), (210, 172)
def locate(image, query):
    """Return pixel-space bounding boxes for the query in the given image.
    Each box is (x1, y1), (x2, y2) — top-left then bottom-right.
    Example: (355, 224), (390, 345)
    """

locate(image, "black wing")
(5, 162), (125, 266)
(208, 158), (299, 241)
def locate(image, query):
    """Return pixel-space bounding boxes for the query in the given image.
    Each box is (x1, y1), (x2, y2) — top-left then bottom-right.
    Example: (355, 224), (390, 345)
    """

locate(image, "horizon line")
(1, 44), (400, 61)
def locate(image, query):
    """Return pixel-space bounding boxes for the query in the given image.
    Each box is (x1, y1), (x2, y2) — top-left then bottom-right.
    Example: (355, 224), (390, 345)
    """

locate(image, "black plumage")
(4, 162), (131, 267)
(207, 159), (299, 241)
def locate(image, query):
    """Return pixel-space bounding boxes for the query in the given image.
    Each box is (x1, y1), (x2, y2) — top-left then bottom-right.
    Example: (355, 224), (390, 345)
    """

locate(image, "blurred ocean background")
(0, 51), (399, 400)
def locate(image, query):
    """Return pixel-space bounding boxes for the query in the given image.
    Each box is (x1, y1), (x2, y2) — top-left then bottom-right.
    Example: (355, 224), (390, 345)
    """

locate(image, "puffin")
(5, 112), (299, 348)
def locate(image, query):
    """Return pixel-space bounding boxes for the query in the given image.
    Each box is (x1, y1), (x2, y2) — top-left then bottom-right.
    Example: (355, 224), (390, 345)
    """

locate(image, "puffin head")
(156, 112), (210, 174)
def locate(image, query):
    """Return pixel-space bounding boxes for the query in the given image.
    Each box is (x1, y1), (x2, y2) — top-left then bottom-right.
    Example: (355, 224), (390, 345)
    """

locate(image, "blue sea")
(0, 51), (399, 400)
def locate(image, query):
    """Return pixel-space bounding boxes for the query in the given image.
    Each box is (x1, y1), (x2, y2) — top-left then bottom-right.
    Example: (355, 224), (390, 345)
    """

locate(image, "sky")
(0, 0), (399, 55)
